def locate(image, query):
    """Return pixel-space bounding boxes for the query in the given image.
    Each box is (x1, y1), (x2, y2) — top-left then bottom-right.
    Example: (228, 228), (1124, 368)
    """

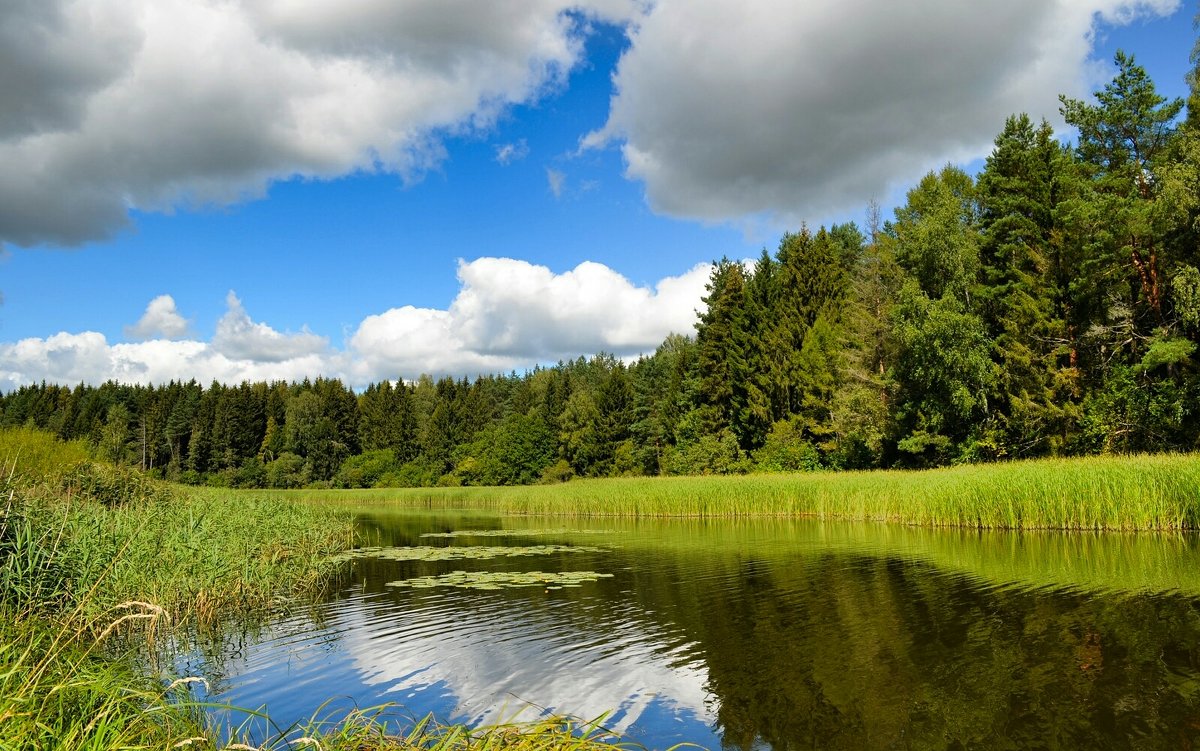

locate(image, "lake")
(189, 509), (1200, 749)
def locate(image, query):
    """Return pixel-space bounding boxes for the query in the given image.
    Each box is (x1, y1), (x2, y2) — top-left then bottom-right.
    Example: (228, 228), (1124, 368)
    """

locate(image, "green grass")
(278, 453), (1200, 531)
(0, 612), (209, 751)
(215, 706), (644, 751)
(0, 427), (356, 749)
(0, 433), (356, 627)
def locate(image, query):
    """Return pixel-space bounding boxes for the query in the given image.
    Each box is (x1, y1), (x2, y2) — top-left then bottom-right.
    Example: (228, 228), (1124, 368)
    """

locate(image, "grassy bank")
(1, 428), (356, 626)
(280, 452), (1200, 531)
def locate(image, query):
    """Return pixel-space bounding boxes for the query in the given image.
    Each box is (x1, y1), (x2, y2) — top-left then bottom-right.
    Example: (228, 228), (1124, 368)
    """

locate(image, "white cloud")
(0, 0), (1176, 248)
(0, 334), (341, 394)
(546, 167), (567, 198)
(452, 257), (707, 355)
(350, 257), (710, 381)
(495, 139), (530, 165)
(585, 0), (1181, 223)
(124, 294), (191, 341)
(0, 291), (342, 391)
(0, 0), (644, 248)
(212, 292), (329, 363)
(0, 259), (711, 389)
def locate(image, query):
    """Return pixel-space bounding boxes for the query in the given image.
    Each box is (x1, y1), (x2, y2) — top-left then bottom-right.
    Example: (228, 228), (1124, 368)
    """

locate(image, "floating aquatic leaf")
(419, 529), (611, 539)
(332, 544), (608, 563)
(385, 570), (615, 590)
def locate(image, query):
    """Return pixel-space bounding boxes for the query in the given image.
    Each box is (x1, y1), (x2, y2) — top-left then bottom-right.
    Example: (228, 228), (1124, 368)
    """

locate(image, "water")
(189, 510), (1200, 749)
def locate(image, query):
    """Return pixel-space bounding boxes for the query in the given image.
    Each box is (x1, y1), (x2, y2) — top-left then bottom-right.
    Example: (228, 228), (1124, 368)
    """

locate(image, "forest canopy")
(4, 51), (1200, 488)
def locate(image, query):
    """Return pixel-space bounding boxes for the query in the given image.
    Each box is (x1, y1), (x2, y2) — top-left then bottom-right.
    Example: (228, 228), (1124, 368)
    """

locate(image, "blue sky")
(0, 1), (1195, 389)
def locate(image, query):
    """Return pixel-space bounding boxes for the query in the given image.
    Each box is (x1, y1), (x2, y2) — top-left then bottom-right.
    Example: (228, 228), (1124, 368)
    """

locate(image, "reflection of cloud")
(338, 594), (714, 733)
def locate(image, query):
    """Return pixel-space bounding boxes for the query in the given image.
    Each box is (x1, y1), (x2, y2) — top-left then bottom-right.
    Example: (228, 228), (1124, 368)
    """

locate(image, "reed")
(0, 428), (358, 750)
(279, 453), (1200, 531)
(218, 705), (648, 750)
(0, 604), (210, 751)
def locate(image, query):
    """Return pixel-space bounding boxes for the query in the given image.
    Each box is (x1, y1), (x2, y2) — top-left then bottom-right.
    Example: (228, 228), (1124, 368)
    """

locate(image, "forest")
(3, 52), (1199, 489)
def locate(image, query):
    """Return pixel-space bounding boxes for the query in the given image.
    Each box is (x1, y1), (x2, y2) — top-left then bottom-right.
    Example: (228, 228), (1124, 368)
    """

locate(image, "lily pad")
(385, 570), (615, 590)
(419, 529), (611, 539)
(332, 544), (607, 563)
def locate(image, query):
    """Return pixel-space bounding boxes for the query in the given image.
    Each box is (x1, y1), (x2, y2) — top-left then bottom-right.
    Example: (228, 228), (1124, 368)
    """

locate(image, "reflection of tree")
(646, 554), (1200, 750)
(347, 515), (1200, 749)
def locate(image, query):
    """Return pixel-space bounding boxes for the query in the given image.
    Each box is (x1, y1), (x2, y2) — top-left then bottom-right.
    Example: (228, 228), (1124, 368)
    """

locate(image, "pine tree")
(769, 227), (850, 418)
(1060, 51), (1184, 327)
(694, 258), (750, 446)
(976, 115), (1076, 455)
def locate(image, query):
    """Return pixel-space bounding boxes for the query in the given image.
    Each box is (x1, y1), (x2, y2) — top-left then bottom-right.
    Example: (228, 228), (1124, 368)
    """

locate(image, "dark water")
(190, 510), (1200, 749)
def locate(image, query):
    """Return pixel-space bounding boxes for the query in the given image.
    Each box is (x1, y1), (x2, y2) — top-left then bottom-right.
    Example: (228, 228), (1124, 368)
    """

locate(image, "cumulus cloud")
(350, 257), (711, 381)
(451, 258), (707, 356)
(585, 0), (1180, 223)
(0, 334), (340, 392)
(212, 292), (329, 363)
(0, 0), (644, 248)
(2, 0), (1173, 247)
(0, 293), (339, 391)
(0, 259), (710, 389)
(0, 0), (139, 140)
(124, 295), (191, 341)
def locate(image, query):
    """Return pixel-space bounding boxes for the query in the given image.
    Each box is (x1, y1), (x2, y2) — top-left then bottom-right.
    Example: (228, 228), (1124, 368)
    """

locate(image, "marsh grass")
(284, 453), (1200, 531)
(0, 602), (211, 751)
(214, 704), (651, 751)
(0, 428), (354, 749)
(0, 434), (356, 627)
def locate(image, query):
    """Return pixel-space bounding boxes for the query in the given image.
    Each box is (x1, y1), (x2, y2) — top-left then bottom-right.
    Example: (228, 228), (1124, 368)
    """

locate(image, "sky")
(1, 0), (1196, 391)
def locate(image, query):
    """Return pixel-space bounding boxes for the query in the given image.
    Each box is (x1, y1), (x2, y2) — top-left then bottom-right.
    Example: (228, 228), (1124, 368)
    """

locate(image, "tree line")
(3, 51), (1200, 487)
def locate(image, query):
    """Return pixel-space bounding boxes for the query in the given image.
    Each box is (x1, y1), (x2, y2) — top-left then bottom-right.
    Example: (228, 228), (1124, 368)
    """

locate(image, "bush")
(665, 432), (743, 475)
(378, 459), (442, 488)
(232, 457), (267, 489)
(59, 461), (172, 507)
(539, 459), (575, 484)
(335, 449), (401, 489)
(266, 452), (308, 489)
(753, 418), (824, 472)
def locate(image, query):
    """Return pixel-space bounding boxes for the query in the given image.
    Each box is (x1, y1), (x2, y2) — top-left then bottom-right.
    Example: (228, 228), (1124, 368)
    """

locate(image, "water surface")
(193, 510), (1200, 749)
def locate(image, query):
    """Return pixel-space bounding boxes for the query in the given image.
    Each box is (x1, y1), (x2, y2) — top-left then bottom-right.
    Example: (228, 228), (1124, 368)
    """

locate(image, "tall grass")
(0, 427), (356, 749)
(0, 425), (357, 625)
(215, 705), (643, 751)
(282, 453), (1200, 531)
(0, 606), (210, 751)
